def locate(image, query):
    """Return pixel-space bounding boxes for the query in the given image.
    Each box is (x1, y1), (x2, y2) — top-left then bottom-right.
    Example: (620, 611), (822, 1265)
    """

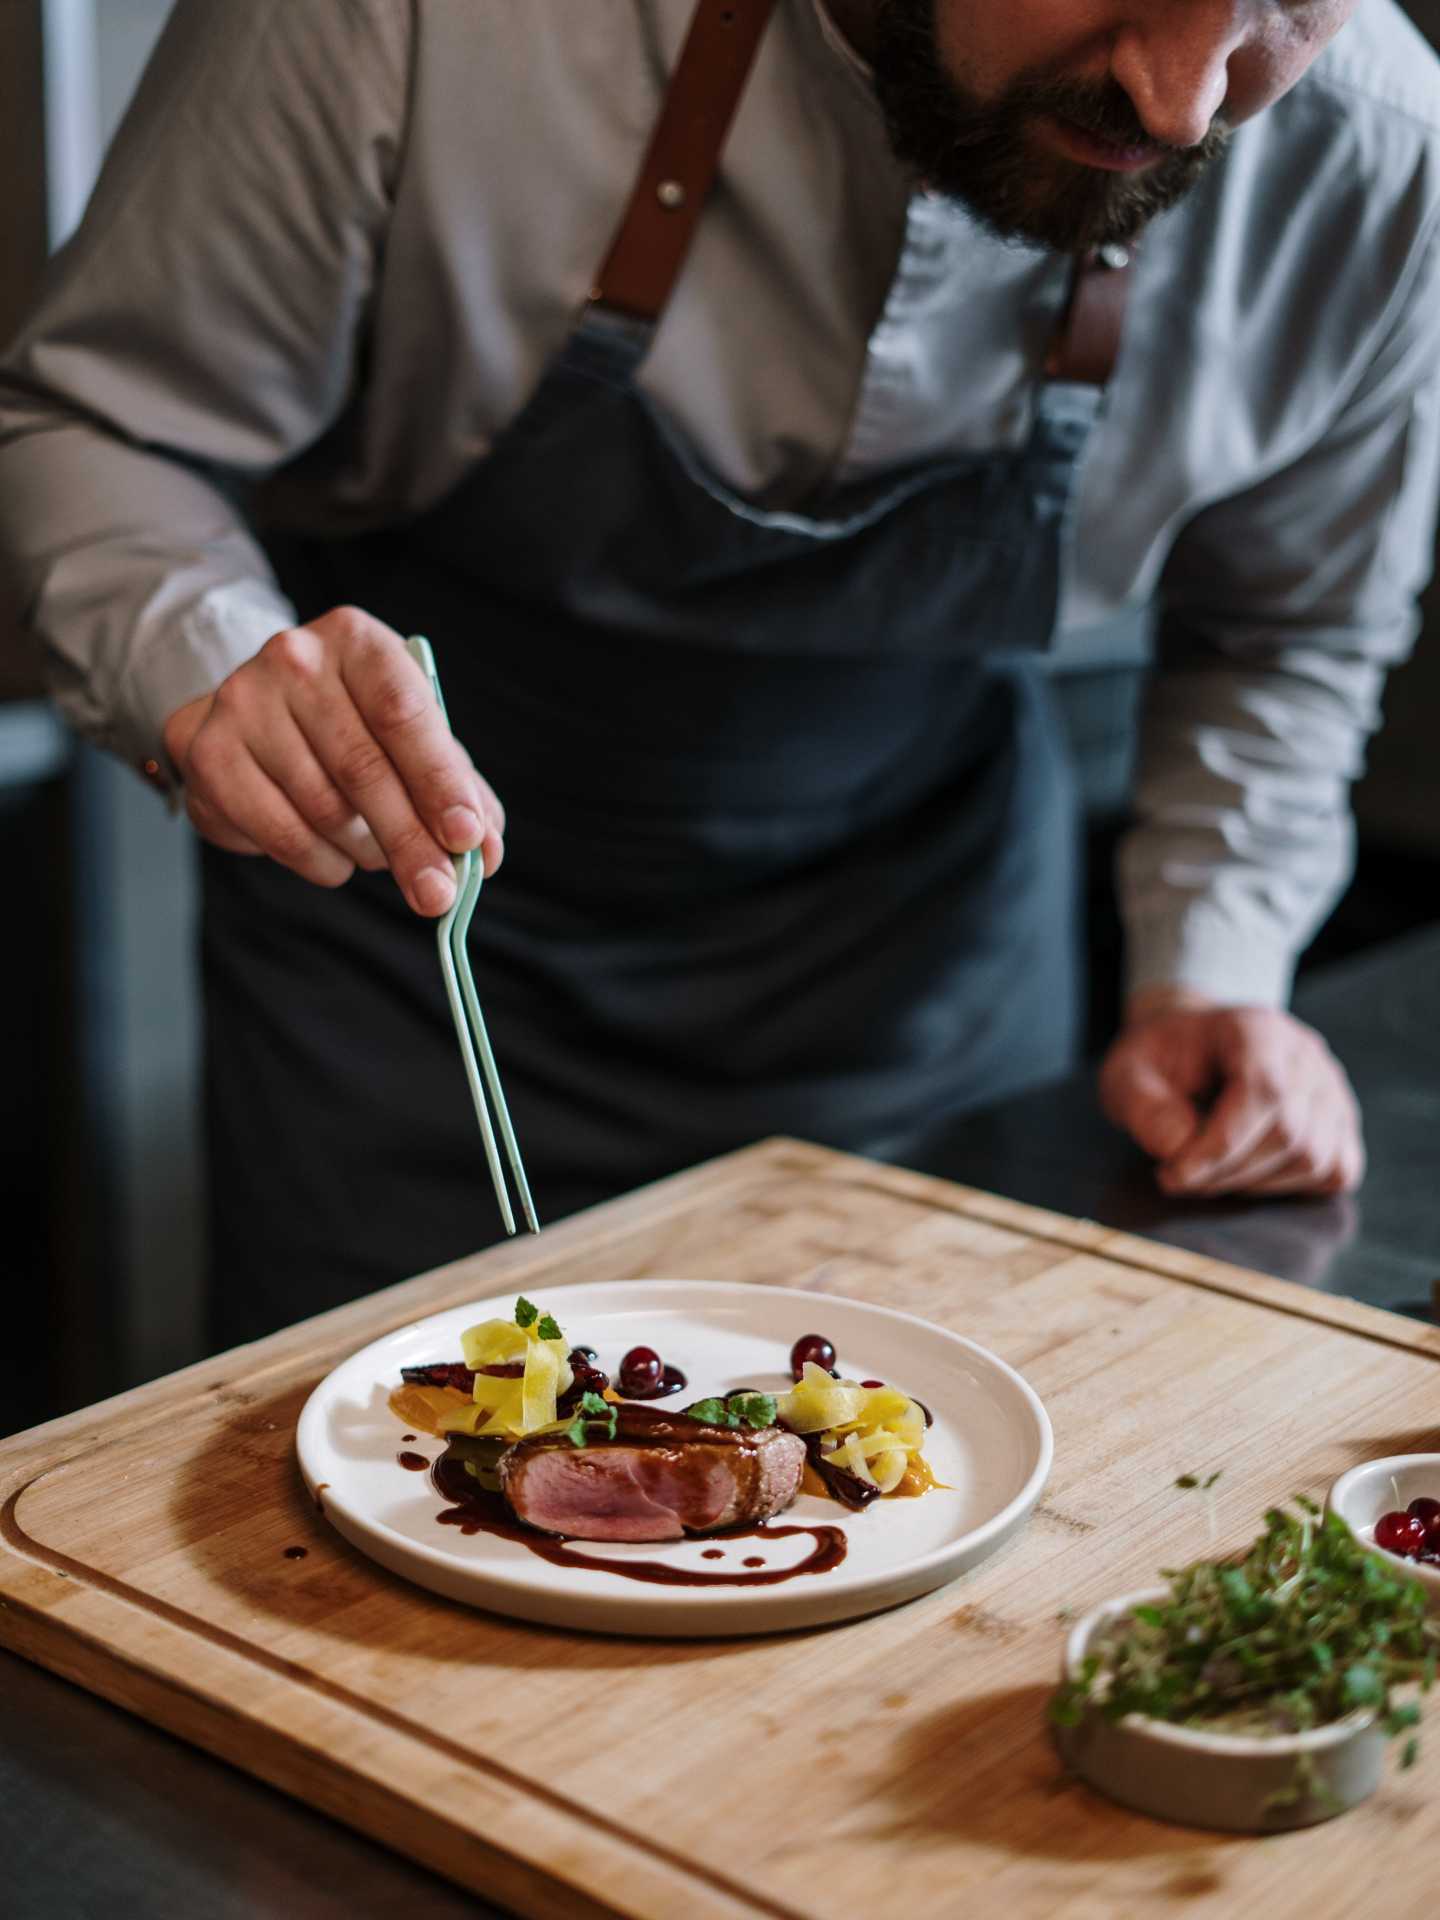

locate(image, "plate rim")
(296, 1277), (1054, 1609)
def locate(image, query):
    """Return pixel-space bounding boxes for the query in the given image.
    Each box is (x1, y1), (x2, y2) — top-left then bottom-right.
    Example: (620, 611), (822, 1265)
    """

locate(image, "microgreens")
(566, 1392), (618, 1449)
(513, 1298), (563, 1341)
(1051, 1497), (1440, 1795)
(687, 1392), (777, 1430)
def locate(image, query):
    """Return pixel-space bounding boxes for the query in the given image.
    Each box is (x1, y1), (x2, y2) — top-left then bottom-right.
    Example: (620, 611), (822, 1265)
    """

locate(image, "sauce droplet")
(743, 1556), (765, 1568)
(397, 1450), (428, 1471)
(701, 1548), (724, 1560)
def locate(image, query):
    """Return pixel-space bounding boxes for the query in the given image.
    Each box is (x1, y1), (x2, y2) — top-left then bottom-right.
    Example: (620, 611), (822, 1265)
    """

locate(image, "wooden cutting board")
(5, 1138), (1440, 1920)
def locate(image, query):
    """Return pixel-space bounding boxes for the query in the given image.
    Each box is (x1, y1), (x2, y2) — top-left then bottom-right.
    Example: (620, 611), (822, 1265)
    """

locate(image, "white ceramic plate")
(295, 1279), (1052, 1636)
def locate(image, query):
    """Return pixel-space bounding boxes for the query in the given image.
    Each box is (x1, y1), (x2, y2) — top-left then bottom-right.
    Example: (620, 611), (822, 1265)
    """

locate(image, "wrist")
(161, 689), (214, 777)
(1123, 983), (1220, 1030)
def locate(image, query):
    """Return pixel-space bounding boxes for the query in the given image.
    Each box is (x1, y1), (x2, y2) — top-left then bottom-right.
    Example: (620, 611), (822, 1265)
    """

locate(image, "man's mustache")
(953, 73), (1228, 158)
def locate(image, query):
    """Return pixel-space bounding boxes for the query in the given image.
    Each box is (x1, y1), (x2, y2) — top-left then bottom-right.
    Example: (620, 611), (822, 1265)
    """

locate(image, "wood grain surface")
(4, 1139), (1438, 1919)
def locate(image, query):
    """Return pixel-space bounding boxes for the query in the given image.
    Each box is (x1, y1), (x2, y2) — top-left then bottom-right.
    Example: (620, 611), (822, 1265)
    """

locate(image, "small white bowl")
(1053, 1589), (1384, 1831)
(1327, 1454), (1440, 1608)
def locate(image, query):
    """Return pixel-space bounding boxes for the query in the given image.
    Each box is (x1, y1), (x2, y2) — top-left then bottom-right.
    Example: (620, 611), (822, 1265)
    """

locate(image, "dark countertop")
(5, 923), (1438, 1919)
(891, 922), (1440, 1320)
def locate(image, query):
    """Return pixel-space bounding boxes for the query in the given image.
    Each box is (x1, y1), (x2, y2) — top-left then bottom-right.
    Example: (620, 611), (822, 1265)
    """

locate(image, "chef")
(2, 0), (1437, 1346)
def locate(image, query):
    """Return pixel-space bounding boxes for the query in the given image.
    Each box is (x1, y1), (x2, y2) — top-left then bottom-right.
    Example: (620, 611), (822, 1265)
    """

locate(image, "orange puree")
(894, 1453), (951, 1497)
(802, 1452), (949, 1503)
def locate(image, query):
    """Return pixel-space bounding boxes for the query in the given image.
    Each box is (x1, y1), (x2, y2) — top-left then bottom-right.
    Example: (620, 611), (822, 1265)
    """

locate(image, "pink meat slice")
(500, 1413), (806, 1543)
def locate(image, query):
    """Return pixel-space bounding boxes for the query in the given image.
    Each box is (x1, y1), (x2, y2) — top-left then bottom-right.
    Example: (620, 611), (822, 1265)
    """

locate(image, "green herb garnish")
(1175, 1470), (1223, 1491)
(1051, 1498), (1440, 1789)
(686, 1392), (778, 1430)
(536, 1313), (563, 1341)
(514, 1297), (538, 1329)
(566, 1391), (618, 1449)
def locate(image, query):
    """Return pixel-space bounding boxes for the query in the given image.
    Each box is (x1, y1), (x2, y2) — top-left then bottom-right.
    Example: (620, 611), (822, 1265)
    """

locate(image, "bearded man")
(1, 0), (1436, 1344)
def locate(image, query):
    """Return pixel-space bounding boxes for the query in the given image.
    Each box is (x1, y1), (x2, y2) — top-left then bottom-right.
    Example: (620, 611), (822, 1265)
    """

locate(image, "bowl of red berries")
(1327, 1454), (1440, 1605)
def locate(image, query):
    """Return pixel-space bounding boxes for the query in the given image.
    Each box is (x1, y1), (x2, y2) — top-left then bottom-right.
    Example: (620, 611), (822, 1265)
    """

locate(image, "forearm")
(0, 398), (293, 778)
(0, 0), (408, 781)
(1118, 642), (1393, 1009)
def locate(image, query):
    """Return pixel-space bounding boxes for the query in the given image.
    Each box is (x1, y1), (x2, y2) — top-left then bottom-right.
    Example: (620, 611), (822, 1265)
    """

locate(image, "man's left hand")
(1098, 988), (1365, 1198)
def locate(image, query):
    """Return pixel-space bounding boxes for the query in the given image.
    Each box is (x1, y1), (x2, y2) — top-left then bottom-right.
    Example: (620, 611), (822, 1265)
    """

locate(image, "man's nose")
(1109, 5), (1242, 148)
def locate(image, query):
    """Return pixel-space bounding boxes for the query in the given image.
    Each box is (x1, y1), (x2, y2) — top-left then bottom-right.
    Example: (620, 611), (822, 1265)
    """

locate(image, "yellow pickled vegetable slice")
(835, 1431), (878, 1486)
(460, 1318), (529, 1369)
(455, 1304), (575, 1439)
(521, 1334), (562, 1433)
(871, 1449), (909, 1494)
(776, 1362), (866, 1434)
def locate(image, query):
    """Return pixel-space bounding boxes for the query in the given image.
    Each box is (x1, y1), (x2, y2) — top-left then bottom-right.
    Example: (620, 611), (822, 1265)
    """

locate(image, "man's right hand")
(162, 606), (505, 916)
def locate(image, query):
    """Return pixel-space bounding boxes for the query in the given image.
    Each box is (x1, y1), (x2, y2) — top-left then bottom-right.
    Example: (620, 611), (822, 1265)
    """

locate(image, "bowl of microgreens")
(1050, 1497), (1440, 1831)
(1328, 1455), (1440, 1606)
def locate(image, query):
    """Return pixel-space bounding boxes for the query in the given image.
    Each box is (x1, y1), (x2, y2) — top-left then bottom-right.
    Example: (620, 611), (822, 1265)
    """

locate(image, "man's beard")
(869, 0), (1230, 252)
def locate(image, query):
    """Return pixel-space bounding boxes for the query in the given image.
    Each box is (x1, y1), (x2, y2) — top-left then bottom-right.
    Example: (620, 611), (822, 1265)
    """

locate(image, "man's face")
(869, 0), (1357, 251)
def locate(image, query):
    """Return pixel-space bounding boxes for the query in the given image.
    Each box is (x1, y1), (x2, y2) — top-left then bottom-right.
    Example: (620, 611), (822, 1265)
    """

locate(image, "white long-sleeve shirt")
(2, 0), (1439, 1005)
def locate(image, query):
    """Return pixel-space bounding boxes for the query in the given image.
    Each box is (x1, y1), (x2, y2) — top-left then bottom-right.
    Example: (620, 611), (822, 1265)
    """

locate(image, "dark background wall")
(2, 0), (1438, 1438)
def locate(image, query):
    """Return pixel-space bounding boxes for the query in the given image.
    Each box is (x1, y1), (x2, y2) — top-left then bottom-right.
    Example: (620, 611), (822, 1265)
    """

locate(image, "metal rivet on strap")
(1097, 243), (1131, 271)
(656, 179), (687, 210)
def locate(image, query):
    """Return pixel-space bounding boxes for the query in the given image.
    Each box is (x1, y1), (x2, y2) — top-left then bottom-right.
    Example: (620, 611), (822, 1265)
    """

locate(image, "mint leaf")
(686, 1397), (738, 1427)
(686, 1392), (777, 1430)
(536, 1313), (563, 1341)
(727, 1392), (777, 1429)
(514, 1297), (538, 1329)
(566, 1391), (617, 1448)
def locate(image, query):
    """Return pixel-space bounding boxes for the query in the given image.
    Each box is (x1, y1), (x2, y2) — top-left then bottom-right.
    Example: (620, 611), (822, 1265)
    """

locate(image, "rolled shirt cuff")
(1124, 906), (1298, 1010)
(120, 577), (296, 795)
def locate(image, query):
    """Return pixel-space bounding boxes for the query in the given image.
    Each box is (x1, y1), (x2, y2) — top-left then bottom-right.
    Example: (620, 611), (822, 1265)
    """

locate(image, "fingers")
(1143, 1009), (1366, 1199)
(184, 721), (356, 888)
(253, 620), (451, 914)
(1157, 1074), (1286, 1193)
(170, 607), (507, 910)
(1098, 1047), (1203, 1161)
(249, 611), (503, 911)
(333, 610), (493, 841)
(185, 789), (264, 856)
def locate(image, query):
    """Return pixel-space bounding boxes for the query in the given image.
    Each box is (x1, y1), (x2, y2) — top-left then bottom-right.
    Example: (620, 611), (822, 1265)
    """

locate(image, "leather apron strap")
(590, 0), (1133, 385)
(590, 0), (778, 321)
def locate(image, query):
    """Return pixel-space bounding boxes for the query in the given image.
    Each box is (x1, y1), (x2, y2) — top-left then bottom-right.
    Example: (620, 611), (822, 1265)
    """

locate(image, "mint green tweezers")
(406, 636), (539, 1236)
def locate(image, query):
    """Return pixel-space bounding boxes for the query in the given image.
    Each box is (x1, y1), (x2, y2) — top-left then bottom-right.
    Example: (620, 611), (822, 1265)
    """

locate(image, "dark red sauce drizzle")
(429, 1453), (845, 1587)
(396, 1450), (429, 1471)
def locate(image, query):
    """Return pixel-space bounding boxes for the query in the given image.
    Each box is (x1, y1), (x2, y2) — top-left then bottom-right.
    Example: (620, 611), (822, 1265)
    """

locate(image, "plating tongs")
(406, 635), (539, 1236)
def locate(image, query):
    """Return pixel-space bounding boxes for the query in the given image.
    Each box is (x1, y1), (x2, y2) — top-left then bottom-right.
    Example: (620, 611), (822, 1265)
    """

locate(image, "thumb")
(1100, 1049), (1202, 1162)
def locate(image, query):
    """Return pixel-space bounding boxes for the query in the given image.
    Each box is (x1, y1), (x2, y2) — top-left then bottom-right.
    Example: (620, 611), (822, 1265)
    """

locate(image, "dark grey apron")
(202, 3), (1121, 1347)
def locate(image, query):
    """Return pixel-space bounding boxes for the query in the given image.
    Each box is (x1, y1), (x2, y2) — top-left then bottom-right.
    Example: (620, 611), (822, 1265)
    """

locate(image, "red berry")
(790, 1334), (837, 1380)
(1408, 1496), (1440, 1532)
(618, 1346), (663, 1395)
(1375, 1510), (1428, 1557)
